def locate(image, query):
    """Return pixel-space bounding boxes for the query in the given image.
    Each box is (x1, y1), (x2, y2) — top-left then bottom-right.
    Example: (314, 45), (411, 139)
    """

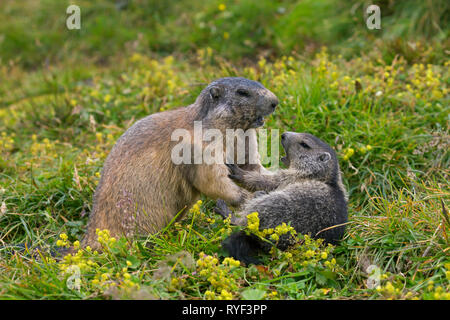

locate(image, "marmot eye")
(236, 89), (250, 97)
(299, 142), (310, 149)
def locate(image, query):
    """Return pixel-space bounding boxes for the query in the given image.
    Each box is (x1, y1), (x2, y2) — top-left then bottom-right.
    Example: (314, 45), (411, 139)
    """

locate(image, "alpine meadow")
(0, 0), (449, 300)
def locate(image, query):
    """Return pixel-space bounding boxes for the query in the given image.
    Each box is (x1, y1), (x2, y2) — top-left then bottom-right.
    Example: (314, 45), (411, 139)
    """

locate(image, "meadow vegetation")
(0, 0), (448, 299)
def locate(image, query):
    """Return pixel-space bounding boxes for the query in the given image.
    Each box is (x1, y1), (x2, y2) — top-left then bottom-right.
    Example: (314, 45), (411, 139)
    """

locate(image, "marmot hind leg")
(222, 231), (264, 265)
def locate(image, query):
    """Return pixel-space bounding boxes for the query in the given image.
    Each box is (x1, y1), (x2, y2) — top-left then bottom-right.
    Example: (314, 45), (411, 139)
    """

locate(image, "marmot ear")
(318, 152), (331, 163)
(209, 86), (222, 100)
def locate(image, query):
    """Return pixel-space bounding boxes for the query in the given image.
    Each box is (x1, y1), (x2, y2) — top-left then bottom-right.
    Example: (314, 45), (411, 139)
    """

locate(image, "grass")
(0, 0), (449, 300)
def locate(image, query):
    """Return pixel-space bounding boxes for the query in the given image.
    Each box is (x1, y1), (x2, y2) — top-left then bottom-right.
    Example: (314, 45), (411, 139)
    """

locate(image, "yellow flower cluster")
(245, 211), (296, 242)
(0, 132), (14, 154)
(246, 211), (260, 234)
(30, 136), (58, 159)
(376, 281), (401, 299)
(342, 144), (372, 161)
(189, 200), (203, 216)
(375, 278), (449, 300)
(169, 277), (187, 291)
(59, 248), (99, 274)
(90, 266), (139, 292)
(204, 289), (233, 300)
(95, 132), (103, 143)
(222, 257), (240, 268)
(56, 233), (70, 248)
(89, 88), (100, 98)
(415, 274), (450, 300)
(298, 45), (448, 107)
(122, 53), (182, 110)
(196, 252), (239, 300)
(407, 63), (445, 100)
(342, 148), (354, 161)
(358, 144), (372, 154)
(188, 199), (232, 236)
(302, 250), (336, 268)
(270, 222), (297, 241)
(187, 199), (219, 230)
(257, 55), (300, 91)
(205, 290), (216, 299)
(266, 291), (279, 300)
(218, 214), (232, 237)
(96, 228), (117, 248)
(197, 252), (219, 271)
(258, 57), (266, 70)
(103, 94), (112, 103)
(314, 47), (339, 79)
(89, 132), (115, 161)
(196, 47), (214, 66)
(265, 234), (340, 284)
(292, 235), (337, 269)
(56, 229), (141, 294)
(429, 285), (450, 300)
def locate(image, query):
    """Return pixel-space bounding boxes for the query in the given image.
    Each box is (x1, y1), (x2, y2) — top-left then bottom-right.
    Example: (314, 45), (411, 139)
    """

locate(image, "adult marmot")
(82, 77), (278, 248)
(215, 132), (348, 264)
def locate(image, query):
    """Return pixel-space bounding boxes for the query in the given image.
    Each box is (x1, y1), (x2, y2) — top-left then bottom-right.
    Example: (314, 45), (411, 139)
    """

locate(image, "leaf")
(241, 288), (266, 300)
(319, 270), (336, 280)
(316, 270), (337, 287)
(315, 272), (328, 286)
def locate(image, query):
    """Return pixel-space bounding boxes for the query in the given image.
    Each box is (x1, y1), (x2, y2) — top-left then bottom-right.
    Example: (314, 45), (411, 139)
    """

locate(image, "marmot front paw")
(226, 163), (245, 182)
(214, 199), (233, 219)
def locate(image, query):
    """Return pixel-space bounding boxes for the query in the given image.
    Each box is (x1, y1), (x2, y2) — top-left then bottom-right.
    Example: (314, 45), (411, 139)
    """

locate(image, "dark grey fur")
(216, 132), (348, 264)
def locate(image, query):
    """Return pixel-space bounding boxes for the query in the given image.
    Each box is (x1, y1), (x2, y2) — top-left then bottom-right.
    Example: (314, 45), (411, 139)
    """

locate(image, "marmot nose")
(281, 132), (293, 141)
(271, 98), (278, 110)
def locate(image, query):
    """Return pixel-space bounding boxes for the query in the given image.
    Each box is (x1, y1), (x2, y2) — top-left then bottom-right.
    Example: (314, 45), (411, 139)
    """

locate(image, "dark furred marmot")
(215, 132), (348, 264)
(82, 77), (278, 248)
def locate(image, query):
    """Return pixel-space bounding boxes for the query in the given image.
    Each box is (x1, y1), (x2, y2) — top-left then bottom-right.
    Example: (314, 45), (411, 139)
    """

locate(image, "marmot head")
(196, 77), (278, 129)
(280, 132), (339, 184)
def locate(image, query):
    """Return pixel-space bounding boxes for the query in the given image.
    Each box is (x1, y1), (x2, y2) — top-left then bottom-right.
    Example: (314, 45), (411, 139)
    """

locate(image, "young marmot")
(82, 77), (278, 248)
(215, 132), (348, 264)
